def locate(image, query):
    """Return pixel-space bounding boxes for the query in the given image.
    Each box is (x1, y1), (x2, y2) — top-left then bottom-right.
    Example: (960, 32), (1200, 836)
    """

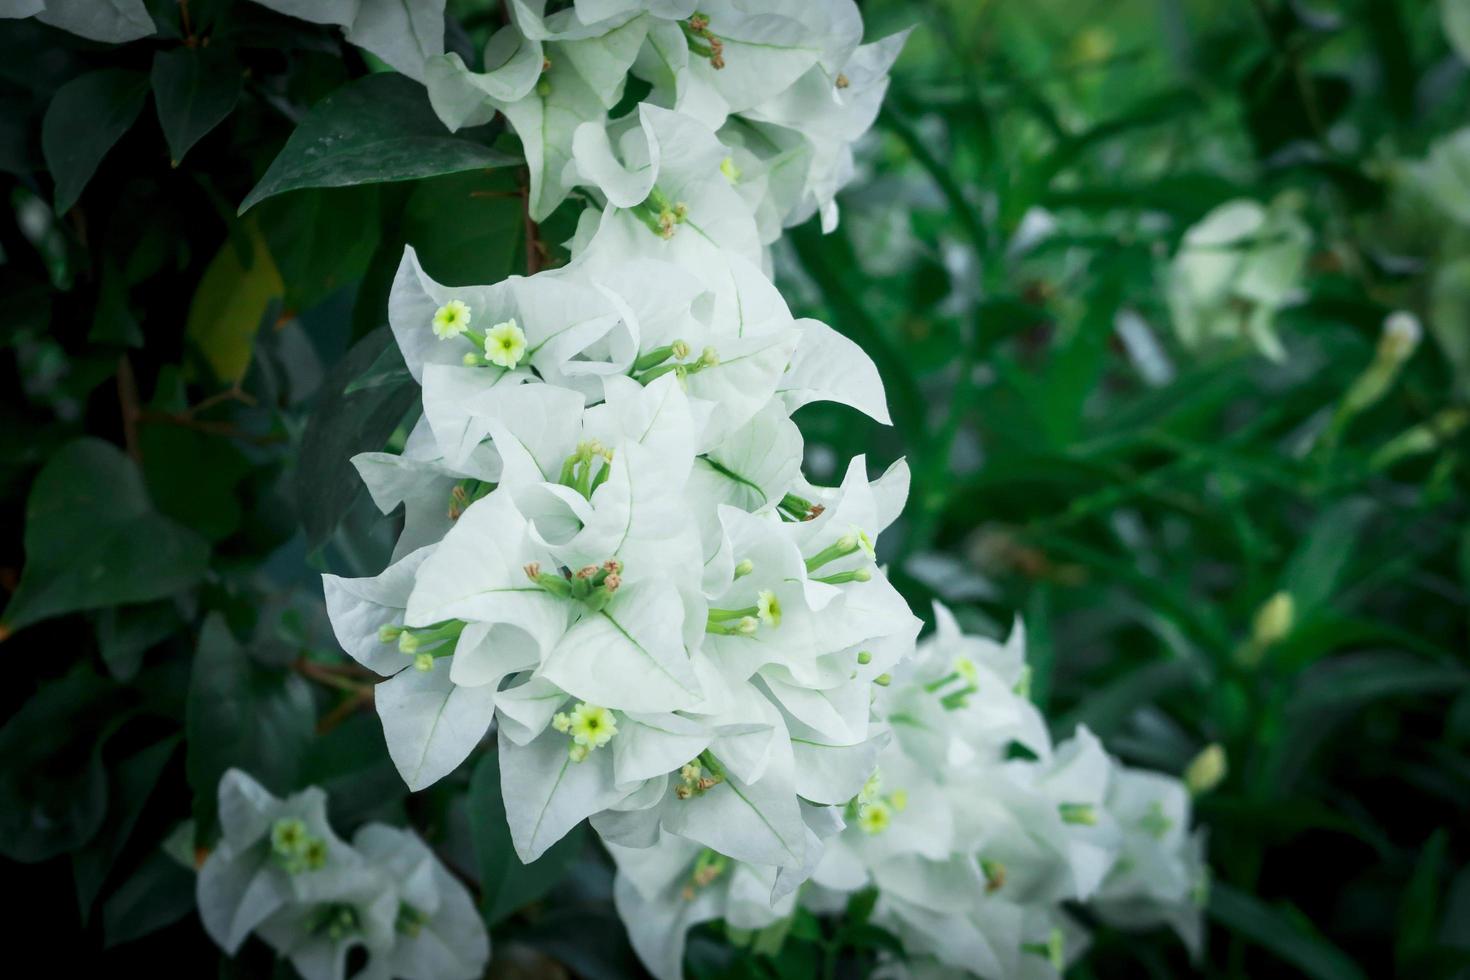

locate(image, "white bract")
(326, 0), (918, 886)
(196, 769), (488, 980)
(423, 0), (903, 236)
(611, 607), (1207, 979)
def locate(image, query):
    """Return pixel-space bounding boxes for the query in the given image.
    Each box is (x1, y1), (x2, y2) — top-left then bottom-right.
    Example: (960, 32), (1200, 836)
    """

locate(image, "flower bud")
(1252, 591), (1295, 648)
(1058, 802), (1097, 826)
(1378, 311), (1422, 363)
(1185, 743), (1228, 796)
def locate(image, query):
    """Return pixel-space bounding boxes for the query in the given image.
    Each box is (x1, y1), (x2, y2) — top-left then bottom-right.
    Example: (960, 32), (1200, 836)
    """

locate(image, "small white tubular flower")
(431, 299), (472, 339)
(483, 318), (528, 368)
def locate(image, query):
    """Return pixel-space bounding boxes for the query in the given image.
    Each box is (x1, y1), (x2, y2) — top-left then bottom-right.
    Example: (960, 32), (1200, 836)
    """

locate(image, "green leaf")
(101, 849), (197, 949)
(300, 712), (405, 832)
(95, 601), (181, 682)
(1281, 497), (1378, 615)
(258, 186), (381, 311)
(72, 736), (180, 921)
(150, 46), (242, 165)
(42, 68), (150, 214)
(0, 670), (117, 863)
(294, 326), (419, 549)
(140, 423), (252, 544)
(1056, 658), (1198, 739)
(1, 438), (210, 635)
(1209, 882), (1367, 980)
(185, 614), (315, 841)
(468, 747), (589, 925)
(239, 73), (514, 213)
(403, 170), (525, 286)
(185, 223), (284, 384)
(1289, 652), (1470, 719)
(1398, 829), (1450, 972)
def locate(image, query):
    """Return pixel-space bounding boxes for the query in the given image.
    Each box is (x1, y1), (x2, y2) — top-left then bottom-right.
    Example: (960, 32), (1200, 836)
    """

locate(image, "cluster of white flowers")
(424, 0), (909, 234)
(196, 769), (488, 980)
(318, 0), (920, 899)
(611, 605), (1209, 979)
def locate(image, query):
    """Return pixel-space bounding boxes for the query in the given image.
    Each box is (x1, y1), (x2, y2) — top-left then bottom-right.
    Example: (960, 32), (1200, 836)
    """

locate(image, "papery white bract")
(610, 607), (1207, 980)
(195, 770), (489, 980)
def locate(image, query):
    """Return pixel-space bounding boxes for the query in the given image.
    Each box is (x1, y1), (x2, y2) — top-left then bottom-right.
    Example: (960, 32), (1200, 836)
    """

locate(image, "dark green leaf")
(102, 850), (197, 949)
(72, 735), (180, 921)
(186, 614), (315, 840)
(402, 170), (525, 286)
(1209, 882), (1367, 980)
(469, 747), (588, 925)
(2, 438), (211, 634)
(150, 46), (242, 165)
(95, 601), (181, 681)
(42, 69), (150, 214)
(239, 73), (513, 213)
(1282, 497), (1378, 615)
(258, 186), (380, 311)
(0, 670), (114, 862)
(140, 424), (252, 544)
(294, 326), (419, 549)
(1397, 829), (1450, 972)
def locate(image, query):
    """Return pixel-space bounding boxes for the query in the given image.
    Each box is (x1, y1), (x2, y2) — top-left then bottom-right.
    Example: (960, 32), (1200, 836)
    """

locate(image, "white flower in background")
(196, 770), (488, 980)
(1166, 198), (1311, 361)
(1406, 128), (1470, 226)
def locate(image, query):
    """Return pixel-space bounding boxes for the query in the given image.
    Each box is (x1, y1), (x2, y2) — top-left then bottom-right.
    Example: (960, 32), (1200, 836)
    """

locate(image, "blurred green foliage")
(0, 0), (1467, 978)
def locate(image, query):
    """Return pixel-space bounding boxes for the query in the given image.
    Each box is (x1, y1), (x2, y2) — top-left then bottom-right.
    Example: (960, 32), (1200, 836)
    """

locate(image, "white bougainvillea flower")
(248, 0), (445, 82)
(882, 603), (1051, 772)
(1167, 198), (1311, 362)
(351, 415), (502, 561)
(738, 27), (911, 232)
(389, 245), (619, 387)
(1091, 767), (1209, 959)
(250, 862), (400, 980)
(609, 834), (791, 980)
(196, 771), (490, 980)
(351, 824), (490, 979)
(955, 728), (1121, 906)
(197, 770), (362, 956)
(634, 1), (842, 132)
(572, 103), (764, 265)
(430, 0), (656, 218)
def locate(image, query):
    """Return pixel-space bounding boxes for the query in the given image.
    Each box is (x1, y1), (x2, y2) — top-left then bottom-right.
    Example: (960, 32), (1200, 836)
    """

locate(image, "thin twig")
(134, 410), (286, 445)
(116, 355), (141, 461)
(317, 687), (374, 734)
(521, 169), (544, 274)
